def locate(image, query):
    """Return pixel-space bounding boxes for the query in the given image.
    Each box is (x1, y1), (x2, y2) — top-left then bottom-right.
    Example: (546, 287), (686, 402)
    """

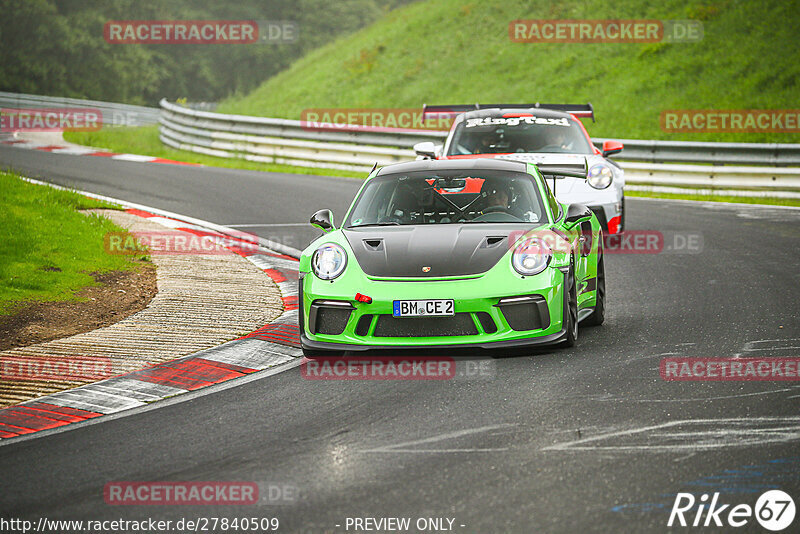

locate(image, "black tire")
(561, 261), (578, 347)
(619, 195), (625, 233)
(584, 243), (605, 327)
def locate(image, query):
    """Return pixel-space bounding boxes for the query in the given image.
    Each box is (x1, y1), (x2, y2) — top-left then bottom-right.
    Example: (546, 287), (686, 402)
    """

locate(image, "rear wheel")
(584, 244), (605, 327)
(561, 262), (578, 347)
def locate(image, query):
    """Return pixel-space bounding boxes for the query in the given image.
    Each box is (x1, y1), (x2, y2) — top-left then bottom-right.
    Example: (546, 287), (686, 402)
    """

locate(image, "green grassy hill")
(217, 0), (800, 142)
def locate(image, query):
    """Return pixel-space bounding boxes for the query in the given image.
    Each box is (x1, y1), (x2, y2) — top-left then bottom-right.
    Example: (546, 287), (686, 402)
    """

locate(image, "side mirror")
(565, 204), (592, 227)
(310, 209), (334, 232)
(602, 140), (624, 158)
(413, 141), (440, 159)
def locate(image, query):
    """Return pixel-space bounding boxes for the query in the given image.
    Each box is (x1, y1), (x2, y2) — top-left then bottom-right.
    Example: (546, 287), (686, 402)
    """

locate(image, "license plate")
(393, 299), (454, 317)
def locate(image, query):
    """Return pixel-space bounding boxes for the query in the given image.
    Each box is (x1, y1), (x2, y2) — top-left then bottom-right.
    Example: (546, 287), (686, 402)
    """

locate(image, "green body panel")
(299, 164), (602, 348)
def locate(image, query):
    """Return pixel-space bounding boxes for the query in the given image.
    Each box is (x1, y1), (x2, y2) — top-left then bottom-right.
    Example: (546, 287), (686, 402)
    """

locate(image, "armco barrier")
(620, 162), (800, 189)
(593, 138), (800, 166)
(159, 99), (800, 189)
(4, 92), (798, 189)
(0, 91), (159, 127)
(158, 99), (434, 171)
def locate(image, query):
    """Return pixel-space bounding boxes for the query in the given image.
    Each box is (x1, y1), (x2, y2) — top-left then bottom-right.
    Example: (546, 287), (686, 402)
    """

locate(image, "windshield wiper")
(349, 222), (401, 228)
(463, 220), (524, 224)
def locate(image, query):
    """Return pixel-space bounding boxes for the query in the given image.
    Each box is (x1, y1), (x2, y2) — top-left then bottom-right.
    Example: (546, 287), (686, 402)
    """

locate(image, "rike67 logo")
(668, 490), (796, 531)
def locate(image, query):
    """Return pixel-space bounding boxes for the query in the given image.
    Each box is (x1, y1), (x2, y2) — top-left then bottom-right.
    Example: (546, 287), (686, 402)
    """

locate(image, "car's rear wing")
(534, 159), (588, 196)
(536, 159), (588, 179)
(422, 102), (595, 122)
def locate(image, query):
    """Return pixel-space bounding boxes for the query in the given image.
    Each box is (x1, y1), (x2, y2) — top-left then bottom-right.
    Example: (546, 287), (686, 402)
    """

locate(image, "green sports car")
(298, 158), (605, 356)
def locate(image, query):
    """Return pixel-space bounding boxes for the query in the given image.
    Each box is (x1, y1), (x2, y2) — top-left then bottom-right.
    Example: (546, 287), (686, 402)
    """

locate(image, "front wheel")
(561, 263), (578, 347)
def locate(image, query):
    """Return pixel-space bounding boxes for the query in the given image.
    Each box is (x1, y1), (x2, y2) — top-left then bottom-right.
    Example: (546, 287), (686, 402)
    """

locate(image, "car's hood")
(343, 224), (534, 278)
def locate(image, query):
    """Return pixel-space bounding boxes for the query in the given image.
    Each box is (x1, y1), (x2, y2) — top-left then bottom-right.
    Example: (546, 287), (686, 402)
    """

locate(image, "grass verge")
(0, 170), (150, 315)
(64, 126), (365, 179)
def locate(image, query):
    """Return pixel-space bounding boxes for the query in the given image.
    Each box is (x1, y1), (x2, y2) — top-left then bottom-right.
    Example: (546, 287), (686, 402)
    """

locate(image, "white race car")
(414, 103), (626, 233)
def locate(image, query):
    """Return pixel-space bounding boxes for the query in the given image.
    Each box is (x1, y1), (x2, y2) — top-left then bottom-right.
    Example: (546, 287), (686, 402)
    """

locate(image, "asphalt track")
(2, 145), (800, 533)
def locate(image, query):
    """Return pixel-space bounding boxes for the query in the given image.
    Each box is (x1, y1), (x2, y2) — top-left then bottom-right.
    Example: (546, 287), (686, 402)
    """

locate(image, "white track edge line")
(19, 176), (303, 258)
(0, 359), (303, 448)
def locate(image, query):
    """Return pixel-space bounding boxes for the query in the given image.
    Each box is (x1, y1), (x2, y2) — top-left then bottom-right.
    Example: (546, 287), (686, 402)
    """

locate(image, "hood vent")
(363, 238), (384, 251)
(482, 236), (505, 248)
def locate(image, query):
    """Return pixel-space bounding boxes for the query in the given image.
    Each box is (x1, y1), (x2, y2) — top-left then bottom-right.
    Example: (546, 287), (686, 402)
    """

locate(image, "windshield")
(345, 170), (547, 227)
(446, 115), (594, 156)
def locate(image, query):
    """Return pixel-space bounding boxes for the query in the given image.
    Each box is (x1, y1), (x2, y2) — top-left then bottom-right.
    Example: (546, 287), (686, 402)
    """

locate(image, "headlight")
(312, 243), (347, 280)
(512, 238), (551, 276)
(588, 164), (613, 189)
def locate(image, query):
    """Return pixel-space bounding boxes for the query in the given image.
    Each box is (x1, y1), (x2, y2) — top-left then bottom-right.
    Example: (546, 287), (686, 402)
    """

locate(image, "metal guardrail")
(620, 162), (800, 189)
(0, 91), (159, 127)
(2, 92), (797, 173)
(158, 99), (437, 171)
(593, 138), (800, 166)
(1, 90), (796, 196)
(159, 99), (800, 190)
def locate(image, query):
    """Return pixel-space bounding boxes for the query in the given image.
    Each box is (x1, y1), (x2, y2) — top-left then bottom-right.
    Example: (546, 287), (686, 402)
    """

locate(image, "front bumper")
(300, 328), (568, 351)
(300, 266), (570, 351)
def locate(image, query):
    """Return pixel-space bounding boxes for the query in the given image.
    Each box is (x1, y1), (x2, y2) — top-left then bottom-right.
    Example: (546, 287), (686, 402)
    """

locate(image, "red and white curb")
(0, 132), (199, 166)
(0, 194), (304, 441)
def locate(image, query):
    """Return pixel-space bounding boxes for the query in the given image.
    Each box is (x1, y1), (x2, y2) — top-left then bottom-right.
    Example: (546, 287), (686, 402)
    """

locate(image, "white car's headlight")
(512, 238), (551, 276)
(312, 243), (347, 280)
(588, 164), (613, 189)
